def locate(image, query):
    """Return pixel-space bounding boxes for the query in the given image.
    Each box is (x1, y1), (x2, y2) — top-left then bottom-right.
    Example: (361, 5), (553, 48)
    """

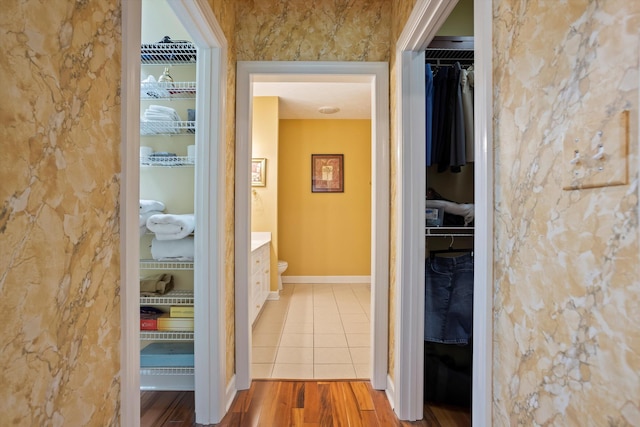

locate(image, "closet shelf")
(140, 289), (194, 305)
(140, 367), (194, 376)
(141, 42), (197, 65)
(140, 156), (195, 167)
(426, 36), (474, 66)
(140, 331), (194, 341)
(141, 120), (195, 135)
(425, 226), (474, 237)
(140, 260), (194, 270)
(141, 81), (196, 100)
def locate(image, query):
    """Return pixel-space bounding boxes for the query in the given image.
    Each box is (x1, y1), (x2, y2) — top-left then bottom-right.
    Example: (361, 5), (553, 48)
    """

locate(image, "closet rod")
(425, 36), (474, 66)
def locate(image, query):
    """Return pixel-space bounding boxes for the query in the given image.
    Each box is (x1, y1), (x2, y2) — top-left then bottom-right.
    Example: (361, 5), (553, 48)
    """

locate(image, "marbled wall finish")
(492, 1), (640, 425)
(235, 0), (391, 62)
(207, 0), (239, 388)
(0, 1), (122, 425)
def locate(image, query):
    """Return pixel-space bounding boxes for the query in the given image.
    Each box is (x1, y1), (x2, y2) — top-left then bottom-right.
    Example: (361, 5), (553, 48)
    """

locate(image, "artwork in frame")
(311, 154), (344, 193)
(251, 158), (266, 187)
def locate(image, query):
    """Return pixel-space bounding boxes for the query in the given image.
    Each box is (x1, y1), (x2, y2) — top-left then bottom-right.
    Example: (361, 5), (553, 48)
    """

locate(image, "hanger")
(429, 235), (474, 259)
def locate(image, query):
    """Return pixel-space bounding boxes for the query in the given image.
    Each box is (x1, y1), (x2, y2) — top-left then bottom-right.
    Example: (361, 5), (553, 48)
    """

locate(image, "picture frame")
(251, 158), (266, 187)
(311, 154), (344, 193)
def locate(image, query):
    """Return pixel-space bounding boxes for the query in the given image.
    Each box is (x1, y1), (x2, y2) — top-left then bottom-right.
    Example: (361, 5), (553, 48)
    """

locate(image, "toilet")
(277, 260), (288, 290)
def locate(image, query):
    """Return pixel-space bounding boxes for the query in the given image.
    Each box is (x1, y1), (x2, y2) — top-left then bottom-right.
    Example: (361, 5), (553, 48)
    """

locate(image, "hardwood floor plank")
(303, 381), (321, 424)
(349, 381), (376, 411)
(317, 382), (334, 427)
(141, 381), (472, 426)
(367, 384), (402, 427)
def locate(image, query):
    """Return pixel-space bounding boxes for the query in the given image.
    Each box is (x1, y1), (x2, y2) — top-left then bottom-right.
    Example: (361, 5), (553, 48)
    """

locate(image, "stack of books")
(140, 306), (163, 330)
(157, 306), (194, 331)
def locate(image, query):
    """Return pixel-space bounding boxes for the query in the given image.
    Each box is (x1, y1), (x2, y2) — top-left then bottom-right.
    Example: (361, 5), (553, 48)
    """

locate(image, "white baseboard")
(281, 275), (371, 284)
(385, 375), (396, 411)
(225, 375), (236, 414)
(267, 291), (280, 300)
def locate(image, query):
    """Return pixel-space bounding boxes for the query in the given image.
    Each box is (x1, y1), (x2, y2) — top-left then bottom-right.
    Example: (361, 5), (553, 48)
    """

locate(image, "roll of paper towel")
(187, 145), (196, 162)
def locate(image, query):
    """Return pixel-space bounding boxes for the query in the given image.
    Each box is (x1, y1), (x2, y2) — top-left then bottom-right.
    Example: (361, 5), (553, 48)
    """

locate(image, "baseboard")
(385, 375), (396, 411)
(267, 291), (280, 300)
(225, 375), (236, 414)
(281, 275), (371, 284)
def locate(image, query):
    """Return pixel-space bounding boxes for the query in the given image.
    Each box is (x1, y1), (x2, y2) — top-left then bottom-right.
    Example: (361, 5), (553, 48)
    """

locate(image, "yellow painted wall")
(435, 0), (473, 36)
(251, 97), (280, 290)
(278, 120), (371, 276)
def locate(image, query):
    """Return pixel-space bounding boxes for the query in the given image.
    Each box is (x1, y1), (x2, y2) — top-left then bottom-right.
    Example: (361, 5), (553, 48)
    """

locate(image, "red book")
(140, 317), (158, 330)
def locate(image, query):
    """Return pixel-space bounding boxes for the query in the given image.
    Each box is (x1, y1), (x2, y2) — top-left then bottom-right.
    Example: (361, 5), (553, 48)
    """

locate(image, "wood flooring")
(140, 380), (471, 426)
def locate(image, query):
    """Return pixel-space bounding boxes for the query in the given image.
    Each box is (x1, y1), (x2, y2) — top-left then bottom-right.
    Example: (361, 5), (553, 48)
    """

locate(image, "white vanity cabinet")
(250, 239), (270, 325)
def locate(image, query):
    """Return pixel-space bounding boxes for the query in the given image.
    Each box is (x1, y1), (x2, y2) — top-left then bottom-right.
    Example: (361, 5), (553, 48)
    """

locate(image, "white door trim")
(235, 61), (390, 391)
(394, 0), (493, 423)
(120, 0), (228, 425)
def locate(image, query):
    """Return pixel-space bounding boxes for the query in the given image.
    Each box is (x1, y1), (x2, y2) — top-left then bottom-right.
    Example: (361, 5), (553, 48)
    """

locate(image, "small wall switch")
(563, 110), (629, 190)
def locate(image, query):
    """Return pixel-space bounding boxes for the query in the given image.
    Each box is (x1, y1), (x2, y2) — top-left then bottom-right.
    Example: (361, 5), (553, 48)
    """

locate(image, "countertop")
(251, 231), (271, 252)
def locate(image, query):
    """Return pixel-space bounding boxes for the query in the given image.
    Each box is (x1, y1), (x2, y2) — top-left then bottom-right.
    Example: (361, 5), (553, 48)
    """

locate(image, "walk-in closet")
(423, 35), (475, 416)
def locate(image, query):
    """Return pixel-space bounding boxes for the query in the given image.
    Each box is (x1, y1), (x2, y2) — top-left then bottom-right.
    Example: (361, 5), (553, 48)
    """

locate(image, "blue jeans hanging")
(425, 253), (474, 344)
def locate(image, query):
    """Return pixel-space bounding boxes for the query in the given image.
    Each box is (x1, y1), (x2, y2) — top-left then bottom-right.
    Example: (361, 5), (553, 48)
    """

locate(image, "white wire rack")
(139, 289), (194, 305)
(141, 81), (196, 100)
(139, 260), (194, 270)
(140, 331), (194, 341)
(140, 156), (195, 167)
(141, 42), (197, 65)
(140, 120), (195, 135)
(140, 367), (194, 376)
(425, 226), (475, 237)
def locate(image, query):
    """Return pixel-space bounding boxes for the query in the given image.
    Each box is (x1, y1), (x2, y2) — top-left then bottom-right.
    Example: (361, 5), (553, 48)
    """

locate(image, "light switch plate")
(563, 110), (629, 190)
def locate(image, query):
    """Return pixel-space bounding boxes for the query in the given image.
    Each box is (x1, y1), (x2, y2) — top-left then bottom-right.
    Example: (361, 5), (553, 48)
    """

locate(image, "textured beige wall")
(206, 0), (238, 388)
(492, 1), (640, 425)
(0, 1), (122, 425)
(236, 0), (391, 62)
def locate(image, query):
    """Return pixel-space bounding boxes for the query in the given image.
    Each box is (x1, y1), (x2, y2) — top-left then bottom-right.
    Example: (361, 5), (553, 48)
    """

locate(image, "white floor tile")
(343, 321), (370, 334)
(283, 321), (314, 334)
(251, 363), (273, 378)
(353, 363), (371, 379)
(314, 364), (356, 379)
(252, 333), (281, 347)
(314, 321), (344, 334)
(252, 346), (278, 364)
(340, 313), (370, 324)
(279, 333), (314, 348)
(272, 363), (314, 379)
(314, 333), (348, 348)
(345, 333), (370, 347)
(275, 347), (314, 364)
(349, 347), (370, 364)
(315, 347), (352, 364)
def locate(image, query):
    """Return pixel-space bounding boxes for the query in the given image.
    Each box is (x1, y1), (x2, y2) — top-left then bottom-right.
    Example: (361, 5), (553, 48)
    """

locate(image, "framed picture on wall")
(251, 158), (266, 187)
(311, 154), (344, 193)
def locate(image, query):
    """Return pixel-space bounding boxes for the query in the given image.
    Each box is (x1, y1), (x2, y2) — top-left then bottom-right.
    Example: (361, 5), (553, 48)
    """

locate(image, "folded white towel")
(140, 200), (165, 214)
(140, 210), (162, 227)
(151, 237), (195, 261)
(147, 213), (195, 240)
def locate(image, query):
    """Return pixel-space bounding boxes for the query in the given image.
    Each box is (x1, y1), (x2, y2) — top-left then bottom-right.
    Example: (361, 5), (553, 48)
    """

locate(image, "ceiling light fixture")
(318, 106), (340, 114)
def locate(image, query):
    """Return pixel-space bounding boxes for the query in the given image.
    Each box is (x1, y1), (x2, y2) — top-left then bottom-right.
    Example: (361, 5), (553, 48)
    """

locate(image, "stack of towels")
(140, 199), (195, 261)
(140, 199), (165, 236)
(141, 104), (182, 134)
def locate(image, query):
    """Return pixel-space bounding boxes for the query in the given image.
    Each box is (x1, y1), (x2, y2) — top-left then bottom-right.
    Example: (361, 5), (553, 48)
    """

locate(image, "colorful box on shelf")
(157, 313), (194, 331)
(140, 342), (194, 367)
(140, 314), (160, 331)
(170, 306), (194, 318)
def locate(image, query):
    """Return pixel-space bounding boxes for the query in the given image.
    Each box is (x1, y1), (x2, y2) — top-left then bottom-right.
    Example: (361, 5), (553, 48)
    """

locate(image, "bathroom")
(250, 95), (373, 379)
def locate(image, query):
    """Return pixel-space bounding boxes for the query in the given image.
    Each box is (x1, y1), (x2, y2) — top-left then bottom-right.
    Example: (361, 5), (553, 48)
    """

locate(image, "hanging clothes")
(461, 65), (474, 161)
(425, 63), (434, 166)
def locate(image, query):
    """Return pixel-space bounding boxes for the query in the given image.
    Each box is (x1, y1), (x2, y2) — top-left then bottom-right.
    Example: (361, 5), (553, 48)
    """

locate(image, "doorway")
(121, 0), (228, 425)
(235, 62), (390, 391)
(395, 0), (493, 423)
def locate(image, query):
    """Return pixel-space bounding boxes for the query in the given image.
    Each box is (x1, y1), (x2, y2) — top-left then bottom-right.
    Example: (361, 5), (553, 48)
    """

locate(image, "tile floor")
(251, 283), (371, 380)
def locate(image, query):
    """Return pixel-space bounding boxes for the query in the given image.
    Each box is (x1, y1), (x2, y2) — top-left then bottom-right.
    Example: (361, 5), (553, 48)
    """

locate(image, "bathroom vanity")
(250, 232), (271, 324)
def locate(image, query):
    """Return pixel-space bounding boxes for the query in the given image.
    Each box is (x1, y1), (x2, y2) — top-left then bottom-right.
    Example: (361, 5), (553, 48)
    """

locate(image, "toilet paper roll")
(187, 145), (196, 163)
(140, 146), (153, 163)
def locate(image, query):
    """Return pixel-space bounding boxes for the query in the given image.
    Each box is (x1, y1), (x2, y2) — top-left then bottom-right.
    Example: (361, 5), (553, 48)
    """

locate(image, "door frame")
(394, 0), (493, 423)
(234, 61), (390, 391)
(120, 0), (229, 425)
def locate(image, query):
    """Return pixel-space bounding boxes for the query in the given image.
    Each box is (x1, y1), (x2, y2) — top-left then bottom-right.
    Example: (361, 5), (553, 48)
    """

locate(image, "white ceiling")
(253, 78), (372, 120)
